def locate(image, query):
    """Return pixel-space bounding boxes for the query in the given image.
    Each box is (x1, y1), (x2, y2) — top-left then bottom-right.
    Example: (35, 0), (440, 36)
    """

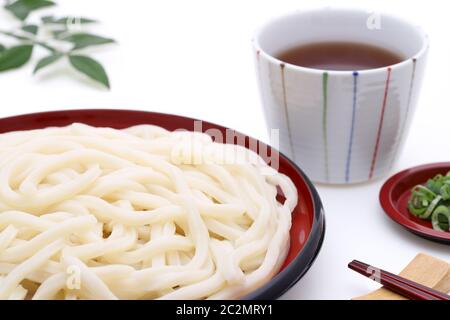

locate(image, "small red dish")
(0, 109), (325, 299)
(380, 163), (450, 244)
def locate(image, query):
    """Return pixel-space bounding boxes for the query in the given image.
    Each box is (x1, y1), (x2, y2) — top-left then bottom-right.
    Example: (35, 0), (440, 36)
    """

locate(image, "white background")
(0, 0), (449, 299)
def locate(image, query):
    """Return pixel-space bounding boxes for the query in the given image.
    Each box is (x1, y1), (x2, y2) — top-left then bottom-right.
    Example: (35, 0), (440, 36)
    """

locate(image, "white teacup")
(253, 9), (428, 184)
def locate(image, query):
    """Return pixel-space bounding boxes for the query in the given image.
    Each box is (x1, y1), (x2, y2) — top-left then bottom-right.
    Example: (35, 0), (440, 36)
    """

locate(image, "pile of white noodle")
(0, 123), (297, 300)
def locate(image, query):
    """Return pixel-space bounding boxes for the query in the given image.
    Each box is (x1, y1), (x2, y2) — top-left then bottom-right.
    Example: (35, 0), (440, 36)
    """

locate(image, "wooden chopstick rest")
(353, 253), (450, 300)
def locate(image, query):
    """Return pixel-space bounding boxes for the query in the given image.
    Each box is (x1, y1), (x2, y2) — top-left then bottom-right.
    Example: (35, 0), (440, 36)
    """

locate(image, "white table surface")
(0, 0), (448, 300)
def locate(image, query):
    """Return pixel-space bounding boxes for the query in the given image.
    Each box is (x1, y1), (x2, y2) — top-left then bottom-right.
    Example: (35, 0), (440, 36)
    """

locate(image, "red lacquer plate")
(0, 109), (325, 299)
(380, 163), (450, 244)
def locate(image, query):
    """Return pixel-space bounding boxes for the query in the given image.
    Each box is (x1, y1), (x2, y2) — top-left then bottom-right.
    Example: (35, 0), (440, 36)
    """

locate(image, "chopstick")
(348, 260), (450, 300)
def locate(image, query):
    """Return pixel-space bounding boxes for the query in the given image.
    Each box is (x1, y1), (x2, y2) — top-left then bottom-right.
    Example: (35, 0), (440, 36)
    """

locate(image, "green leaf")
(0, 44), (5, 53)
(22, 24), (38, 35)
(5, 0), (56, 20)
(69, 55), (110, 88)
(42, 15), (97, 24)
(63, 33), (115, 50)
(0, 45), (33, 72)
(33, 52), (63, 74)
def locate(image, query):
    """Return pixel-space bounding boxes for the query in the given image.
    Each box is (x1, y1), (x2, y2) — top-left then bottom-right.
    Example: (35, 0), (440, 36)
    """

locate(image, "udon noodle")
(0, 123), (297, 299)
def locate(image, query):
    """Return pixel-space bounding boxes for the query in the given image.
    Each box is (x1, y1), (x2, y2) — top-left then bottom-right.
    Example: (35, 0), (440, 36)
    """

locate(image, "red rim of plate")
(379, 162), (450, 243)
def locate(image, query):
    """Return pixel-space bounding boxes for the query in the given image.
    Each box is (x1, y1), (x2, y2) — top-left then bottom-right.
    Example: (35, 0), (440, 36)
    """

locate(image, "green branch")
(0, 30), (59, 53)
(0, 0), (115, 89)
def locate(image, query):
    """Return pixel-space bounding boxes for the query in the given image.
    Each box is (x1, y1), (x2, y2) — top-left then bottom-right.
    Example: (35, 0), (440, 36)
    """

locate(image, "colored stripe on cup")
(345, 71), (359, 183)
(280, 63), (295, 160)
(369, 67), (392, 179)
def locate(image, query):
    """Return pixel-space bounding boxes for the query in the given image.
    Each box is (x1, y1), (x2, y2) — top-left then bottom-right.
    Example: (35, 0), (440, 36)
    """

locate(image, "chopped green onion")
(408, 185), (436, 217)
(431, 205), (450, 232)
(421, 195), (442, 219)
(408, 171), (450, 232)
(440, 181), (450, 200)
